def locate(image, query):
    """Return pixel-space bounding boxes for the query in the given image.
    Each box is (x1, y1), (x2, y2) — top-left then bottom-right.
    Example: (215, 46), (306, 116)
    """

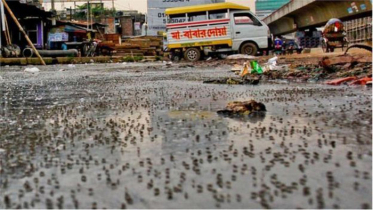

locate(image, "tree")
(73, 4), (116, 21)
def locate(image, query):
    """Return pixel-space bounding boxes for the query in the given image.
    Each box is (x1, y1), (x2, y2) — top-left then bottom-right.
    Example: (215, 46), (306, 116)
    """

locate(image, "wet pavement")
(0, 63), (372, 209)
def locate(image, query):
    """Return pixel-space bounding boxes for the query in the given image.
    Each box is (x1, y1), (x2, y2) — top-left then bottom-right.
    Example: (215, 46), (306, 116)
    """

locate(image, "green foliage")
(133, 56), (144, 62)
(155, 56), (163, 61)
(123, 56), (143, 62)
(123, 57), (134, 62)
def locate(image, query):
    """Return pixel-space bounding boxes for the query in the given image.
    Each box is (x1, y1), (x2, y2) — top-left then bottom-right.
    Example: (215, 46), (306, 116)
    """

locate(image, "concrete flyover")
(263, 0), (372, 36)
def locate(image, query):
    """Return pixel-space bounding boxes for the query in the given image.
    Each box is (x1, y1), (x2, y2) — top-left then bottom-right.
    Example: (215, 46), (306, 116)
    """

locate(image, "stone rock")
(217, 100), (266, 116)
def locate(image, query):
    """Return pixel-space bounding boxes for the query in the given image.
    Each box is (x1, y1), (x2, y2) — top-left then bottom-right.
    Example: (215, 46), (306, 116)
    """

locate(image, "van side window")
(188, 12), (207, 22)
(234, 13), (262, 26)
(168, 14), (187, 24)
(209, 9), (228, 20)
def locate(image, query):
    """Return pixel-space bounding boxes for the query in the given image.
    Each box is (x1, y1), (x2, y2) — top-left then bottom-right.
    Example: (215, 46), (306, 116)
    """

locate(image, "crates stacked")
(298, 37), (320, 48)
(344, 17), (372, 44)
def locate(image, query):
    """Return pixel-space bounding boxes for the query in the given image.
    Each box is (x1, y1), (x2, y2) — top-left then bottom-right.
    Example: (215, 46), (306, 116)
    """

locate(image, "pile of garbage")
(259, 54), (372, 84)
(201, 50), (371, 85)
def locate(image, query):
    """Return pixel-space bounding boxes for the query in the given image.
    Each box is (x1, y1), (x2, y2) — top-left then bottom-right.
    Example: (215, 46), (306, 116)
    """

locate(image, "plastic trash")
(24, 67), (40, 73)
(250, 61), (263, 74)
(68, 64), (76, 68)
(326, 77), (357, 85)
(349, 77), (372, 86)
(262, 56), (290, 72)
(240, 62), (252, 77)
(267, 56), (278, 65)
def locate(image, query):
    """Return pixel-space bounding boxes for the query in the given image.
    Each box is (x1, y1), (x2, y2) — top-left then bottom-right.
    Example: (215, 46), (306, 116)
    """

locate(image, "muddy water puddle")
(0, 64), (371, 208)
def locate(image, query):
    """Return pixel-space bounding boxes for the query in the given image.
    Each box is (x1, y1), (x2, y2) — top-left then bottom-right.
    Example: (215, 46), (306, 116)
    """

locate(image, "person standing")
(274, 37), (283, 55)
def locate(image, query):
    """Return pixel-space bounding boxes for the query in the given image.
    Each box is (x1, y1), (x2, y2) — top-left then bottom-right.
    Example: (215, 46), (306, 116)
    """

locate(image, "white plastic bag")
(24, 67), (40, 73)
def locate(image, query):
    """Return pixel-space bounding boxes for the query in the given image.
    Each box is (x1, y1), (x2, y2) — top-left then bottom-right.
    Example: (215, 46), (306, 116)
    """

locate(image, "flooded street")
(0, 63), (371, 209)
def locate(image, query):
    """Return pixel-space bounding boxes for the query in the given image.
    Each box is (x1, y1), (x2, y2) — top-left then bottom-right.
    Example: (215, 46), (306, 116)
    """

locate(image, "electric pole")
(87, 0), (89, 30)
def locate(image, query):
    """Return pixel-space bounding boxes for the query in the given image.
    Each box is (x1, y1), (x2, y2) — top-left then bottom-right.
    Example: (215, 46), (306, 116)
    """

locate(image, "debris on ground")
(326, 77), (357, 85)
(206, 61), (263, 85)
(226, 54), (257, 60)
(344, 44), (372, 55)
(250, 60), (263, 74)
(325, 76), (372, 86)
(194, 50), (371, 82)
(24, 67), (40, 73)
(217, 100), (266, 117)
(231, 64), (242, 72)
(262, 54), (371, 81)
(165, 61), (173, 68)
(180, 64), (195, 68)
(203, 76), (261, 85)
(262, 56), (290, 72)
(349, 77), (372, 85)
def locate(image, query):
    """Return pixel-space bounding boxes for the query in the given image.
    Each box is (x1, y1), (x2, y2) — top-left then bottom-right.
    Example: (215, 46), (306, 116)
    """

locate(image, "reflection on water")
(217, 111), (267, 124)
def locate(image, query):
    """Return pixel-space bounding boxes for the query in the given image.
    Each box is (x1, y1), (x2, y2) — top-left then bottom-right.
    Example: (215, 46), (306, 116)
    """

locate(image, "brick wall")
(121, 16), (133, 36)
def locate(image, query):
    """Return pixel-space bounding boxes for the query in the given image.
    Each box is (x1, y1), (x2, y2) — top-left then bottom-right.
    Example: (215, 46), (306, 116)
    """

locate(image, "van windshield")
(233, 13), (261, 26)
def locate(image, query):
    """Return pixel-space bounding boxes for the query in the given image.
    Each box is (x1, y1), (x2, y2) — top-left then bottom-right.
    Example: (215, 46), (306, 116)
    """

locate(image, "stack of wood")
(104, 34), (121, 45)
(99, 35), (163, 57)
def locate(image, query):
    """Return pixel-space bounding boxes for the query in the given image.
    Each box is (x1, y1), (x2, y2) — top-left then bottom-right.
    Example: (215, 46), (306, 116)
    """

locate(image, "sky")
(42, 0), (256, 13)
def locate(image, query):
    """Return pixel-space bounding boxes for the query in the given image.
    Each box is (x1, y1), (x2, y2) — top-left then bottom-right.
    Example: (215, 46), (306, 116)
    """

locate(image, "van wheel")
(240, 43), (258, 56)
(184, 48), (201, 62)
(173, 55), (180, 62)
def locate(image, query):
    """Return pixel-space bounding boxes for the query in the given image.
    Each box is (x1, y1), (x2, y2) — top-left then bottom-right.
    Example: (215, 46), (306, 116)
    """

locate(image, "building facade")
(255, 0), (289, 20)
(146, 0), (225, 36)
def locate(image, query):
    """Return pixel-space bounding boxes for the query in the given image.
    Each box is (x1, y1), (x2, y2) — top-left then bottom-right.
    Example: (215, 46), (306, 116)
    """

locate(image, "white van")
(165, 2), (272, 61)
